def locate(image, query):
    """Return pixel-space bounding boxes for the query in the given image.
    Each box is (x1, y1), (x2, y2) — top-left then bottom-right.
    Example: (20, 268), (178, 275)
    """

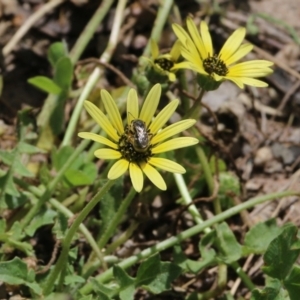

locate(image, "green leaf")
(18, 142), (44, 154)
(54, 57), (73, 90)
(187, 230), (217, 273)
(251, 287), (280, 300)
(0, 257), (42, 295)
(64, 168), (94, 186)
(215, 222), (242, 264)
(99, 177), (124, 237)
(48, 42), (68, 67)
(284, 265), (300, 300)
(113, 265), (135, 300)
(28, 76), (62, 94)
(90, 278), (114, 299)
(262, 223), (300, 280)
(25, 208), (57, 237)
(65, 274), (85, 285)
(243, 219), (282, 255)
(5, 192), (28, 209)
(52, 213), (68, 239)
(136, 254), (182, 294)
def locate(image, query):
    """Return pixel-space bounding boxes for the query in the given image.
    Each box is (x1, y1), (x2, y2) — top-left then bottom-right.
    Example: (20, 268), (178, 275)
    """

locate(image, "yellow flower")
(78, 84), (198, 192)
(145, 39), (182, 82)
(172, 17), (273, 89)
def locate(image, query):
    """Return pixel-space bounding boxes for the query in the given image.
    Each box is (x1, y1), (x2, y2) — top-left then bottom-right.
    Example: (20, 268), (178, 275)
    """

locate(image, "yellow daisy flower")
(145, 39), (182, 82)
(172, 17), (273, 89)
(78, 84), (198, 192)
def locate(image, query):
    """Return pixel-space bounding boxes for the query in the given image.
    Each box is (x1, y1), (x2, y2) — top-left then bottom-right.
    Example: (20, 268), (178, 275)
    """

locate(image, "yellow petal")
(141, 163), (166, 190)
(129, 163), (144, 192)
(148, 157), (186, 174)
(172, 23), (192, 48)
(151, 119), (196, 145)
(152, 137), (199, 154)
(219, 27), (246, 63)
(83, 101), (119, 142)
(78, 132), (118, 149)
(186, 18), (207, 59)
(127, 88), (139, 125)
(199, 21), (213, 57)
(139, 84), (161, 127)
(101, 90), (124, 135)
(94, 149), (122, 159)
(225, 43), (253, 66)
(149, 100), (179, 135)
(108, 159), (129, 179)
(233, 77), (268, 87)
(170, 40), (182, 61)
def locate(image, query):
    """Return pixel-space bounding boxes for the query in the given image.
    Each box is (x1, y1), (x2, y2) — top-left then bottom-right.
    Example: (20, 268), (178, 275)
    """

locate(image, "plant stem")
(184, 88), (205, 119)
(43, 179), (115, 295)
(62, 0), (127, 147)
(79, 190), (299, 294)
(84, 187), (136, 273)
(69, 0), (114, 64)
(21, 123), (100, 229)
(142, 0), (174, 57)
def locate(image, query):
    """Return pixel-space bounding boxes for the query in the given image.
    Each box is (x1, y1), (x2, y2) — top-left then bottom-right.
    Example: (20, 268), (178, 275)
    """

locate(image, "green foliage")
(0, 257), (42, 296)
(251, 223), (300, 300)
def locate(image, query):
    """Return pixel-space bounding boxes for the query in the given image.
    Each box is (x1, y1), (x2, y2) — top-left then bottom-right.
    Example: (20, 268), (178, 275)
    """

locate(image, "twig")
(77, 58), (136, 88)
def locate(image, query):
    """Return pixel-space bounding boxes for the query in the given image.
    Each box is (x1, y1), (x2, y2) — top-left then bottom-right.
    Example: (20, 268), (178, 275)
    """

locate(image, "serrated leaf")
(25, 208), (57, 237)
(0, 257), (42, 295)
(54, 57), (73, 90)
(18, 142), (44, 154)
(48, 42), (68, 67)
(5, 192), (28, 209)
(251, 287), (280, 300)
(0, 150), (14, 164)
(136, 254), (182, 294)
(113, 266), (135, 300)
(262, 223), (300, 280)
(243, 219), (282, 255)
(284, 265), (300, 300)
(14, 160), (34, 177)
(28, 76), (62, 94)
(215, 222), (242, 264)
(90, 278), (114, 299)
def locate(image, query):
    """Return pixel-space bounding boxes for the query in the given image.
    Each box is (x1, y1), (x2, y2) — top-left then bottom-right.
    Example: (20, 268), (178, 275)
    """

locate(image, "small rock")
(254, 147), (273, 166)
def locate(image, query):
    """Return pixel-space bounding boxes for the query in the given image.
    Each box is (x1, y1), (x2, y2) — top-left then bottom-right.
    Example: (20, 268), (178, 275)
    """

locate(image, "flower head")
(78, 84), (198, 192)
(172, 17), (273, 89)
(145, 39), (182, 82)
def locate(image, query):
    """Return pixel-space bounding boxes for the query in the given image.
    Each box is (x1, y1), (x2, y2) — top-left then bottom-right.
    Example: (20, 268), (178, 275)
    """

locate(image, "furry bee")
(127, 119), (152, 153)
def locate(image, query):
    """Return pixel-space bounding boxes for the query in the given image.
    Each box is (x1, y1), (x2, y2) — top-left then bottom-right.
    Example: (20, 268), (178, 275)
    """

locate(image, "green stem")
(84, 187), (136, 272)
(173, 173), (210, 232)
(69, 0), (114, 64)
(142, 0), (174, 57)
(14, 178), (103, 262)
(184, 88), (205, 119)
(43, 179), (115, 295)
(80, 190), (299, 294)
(195, 146), (222, 215)
(62, 0), (127, 147)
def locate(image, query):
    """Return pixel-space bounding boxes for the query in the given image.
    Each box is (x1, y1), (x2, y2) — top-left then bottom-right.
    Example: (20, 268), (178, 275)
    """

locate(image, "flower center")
(118, 125), (152, 163)
(203, 54), (228, 76)
(154, 58), (174, 71)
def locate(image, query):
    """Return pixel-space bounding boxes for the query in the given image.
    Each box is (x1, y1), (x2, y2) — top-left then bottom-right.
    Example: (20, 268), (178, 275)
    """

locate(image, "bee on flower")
(78, 84), (198, 192)
(172, 17), (274, 90)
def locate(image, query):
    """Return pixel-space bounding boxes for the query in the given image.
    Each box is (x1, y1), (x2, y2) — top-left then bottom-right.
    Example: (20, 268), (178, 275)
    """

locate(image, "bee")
(127, 119), (152, 153)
